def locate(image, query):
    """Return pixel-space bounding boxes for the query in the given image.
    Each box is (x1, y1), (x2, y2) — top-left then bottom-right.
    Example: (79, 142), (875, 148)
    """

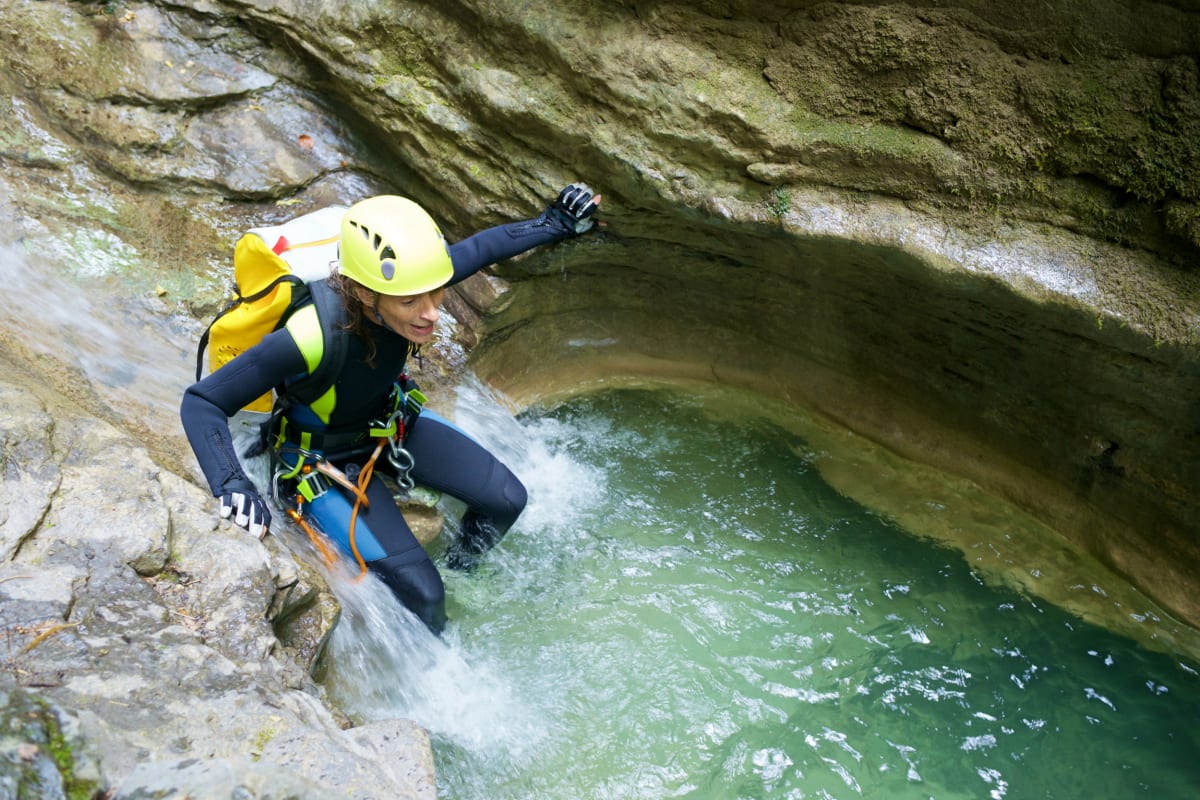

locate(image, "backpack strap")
(194, 273), (306, 382)
(278, 279), (350, 422)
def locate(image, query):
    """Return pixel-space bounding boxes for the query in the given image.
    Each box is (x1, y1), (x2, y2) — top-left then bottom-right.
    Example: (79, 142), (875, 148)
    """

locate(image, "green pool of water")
(328, 386), (1200, 799)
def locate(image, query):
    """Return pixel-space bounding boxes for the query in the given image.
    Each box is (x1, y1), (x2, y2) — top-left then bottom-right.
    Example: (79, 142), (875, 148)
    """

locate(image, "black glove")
(219, 491), (271, 539)
(546, 182), (600, 235)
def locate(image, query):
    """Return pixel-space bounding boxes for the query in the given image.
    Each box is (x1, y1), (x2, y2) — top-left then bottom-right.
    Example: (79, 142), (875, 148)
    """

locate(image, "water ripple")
(323, 386), (1200, 800)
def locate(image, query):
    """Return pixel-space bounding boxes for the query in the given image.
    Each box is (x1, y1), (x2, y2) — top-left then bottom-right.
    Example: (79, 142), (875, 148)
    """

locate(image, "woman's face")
(364, 287), (446, 344)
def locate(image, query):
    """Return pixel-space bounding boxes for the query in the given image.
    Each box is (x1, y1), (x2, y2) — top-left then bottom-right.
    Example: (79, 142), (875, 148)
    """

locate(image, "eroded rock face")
(0, 353), (433, 798)
(1, 0), (1199, 795)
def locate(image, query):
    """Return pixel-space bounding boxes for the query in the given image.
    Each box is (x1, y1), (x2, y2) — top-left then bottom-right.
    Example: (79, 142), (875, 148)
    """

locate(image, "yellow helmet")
(339, 196), (453, 296)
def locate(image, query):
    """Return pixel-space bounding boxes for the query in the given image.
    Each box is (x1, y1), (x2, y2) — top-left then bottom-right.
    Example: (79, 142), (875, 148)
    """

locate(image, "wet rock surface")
(1, 0), (1199, 796)
(0, 351), (433, 798)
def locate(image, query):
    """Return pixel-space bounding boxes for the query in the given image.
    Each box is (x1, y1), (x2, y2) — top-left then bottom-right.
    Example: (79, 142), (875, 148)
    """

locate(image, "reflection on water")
(321, 383), (1200, 800)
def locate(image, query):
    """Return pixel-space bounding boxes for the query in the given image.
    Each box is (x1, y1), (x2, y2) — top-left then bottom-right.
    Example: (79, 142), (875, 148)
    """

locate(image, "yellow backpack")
(196, 206), (346, 412)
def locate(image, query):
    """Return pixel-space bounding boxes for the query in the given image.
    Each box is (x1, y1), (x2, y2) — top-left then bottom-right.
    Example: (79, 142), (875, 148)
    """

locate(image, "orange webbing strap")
(285, 507), (339, 568)
(285, 458), (375, 577)
(346, 440), (387, 580)
(314, 461), (368, 502)
(274, 233), (339, 254)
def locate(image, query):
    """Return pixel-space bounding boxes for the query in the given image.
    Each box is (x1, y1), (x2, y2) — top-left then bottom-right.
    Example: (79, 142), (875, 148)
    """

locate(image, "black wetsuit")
(181, 212), (573, 631)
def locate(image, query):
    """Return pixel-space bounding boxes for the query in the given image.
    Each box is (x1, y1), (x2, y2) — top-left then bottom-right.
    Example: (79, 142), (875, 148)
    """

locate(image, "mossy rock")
(0, 688), (105, 800)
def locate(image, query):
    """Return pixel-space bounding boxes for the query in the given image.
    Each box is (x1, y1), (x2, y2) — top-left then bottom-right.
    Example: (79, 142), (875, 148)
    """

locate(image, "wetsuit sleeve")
(446, 212), (574, 286)
(180, 328), (307, 498)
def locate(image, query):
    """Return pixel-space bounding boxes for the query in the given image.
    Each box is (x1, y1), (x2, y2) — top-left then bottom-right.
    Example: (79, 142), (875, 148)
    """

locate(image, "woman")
(181, 183), (600, 632)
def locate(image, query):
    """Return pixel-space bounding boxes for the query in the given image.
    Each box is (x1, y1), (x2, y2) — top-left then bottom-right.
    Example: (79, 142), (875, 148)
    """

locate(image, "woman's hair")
(328, 270), (381, 367)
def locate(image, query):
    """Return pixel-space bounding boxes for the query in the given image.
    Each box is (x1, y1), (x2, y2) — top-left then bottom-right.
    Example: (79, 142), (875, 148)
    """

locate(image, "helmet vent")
(340, 196), (453, 294)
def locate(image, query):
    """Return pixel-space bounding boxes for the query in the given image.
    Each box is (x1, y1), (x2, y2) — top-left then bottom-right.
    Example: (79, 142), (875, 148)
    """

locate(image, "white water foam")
(452, 375), (608, 536)
(315, 377), (607, 759)
(321, 563), (547, 760)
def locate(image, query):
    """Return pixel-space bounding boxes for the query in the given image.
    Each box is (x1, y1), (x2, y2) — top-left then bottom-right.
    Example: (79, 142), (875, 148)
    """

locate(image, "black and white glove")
(219, 491), (271, 539)
(546, 182), (601, 235)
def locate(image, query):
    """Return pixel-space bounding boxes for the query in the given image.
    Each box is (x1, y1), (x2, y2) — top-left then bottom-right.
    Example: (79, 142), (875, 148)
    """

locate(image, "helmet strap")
(366, 293), (395, 333)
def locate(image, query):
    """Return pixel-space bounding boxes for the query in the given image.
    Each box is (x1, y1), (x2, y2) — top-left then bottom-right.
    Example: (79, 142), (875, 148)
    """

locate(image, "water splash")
(451, 375), (608, 542)
(316, 377), (609, 762)
(320, 565), (547, 760)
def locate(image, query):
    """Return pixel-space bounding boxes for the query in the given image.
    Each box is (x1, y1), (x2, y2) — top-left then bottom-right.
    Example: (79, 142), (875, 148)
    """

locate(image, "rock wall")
(2, 0), (1200, 795)
(0, 340), (434, 798)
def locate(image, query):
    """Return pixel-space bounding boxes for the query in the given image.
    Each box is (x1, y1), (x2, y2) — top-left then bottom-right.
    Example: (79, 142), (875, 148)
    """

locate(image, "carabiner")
(387, 443), (416, 491)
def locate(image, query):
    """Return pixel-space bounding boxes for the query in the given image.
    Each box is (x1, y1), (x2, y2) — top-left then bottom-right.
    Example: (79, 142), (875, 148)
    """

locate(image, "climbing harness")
(367, 383), (426, 492)
(270, 380), (427, 579)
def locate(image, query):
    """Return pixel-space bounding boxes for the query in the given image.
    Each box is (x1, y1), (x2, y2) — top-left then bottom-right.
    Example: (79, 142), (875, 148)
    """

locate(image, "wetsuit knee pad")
(495, 471), (528, 531)
(368, 550), (447, 633)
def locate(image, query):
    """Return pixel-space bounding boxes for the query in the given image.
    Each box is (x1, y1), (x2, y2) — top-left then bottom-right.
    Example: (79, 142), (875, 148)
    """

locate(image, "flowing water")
(5, 243), (1198, 799)
(320, 381), (1200, 800)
